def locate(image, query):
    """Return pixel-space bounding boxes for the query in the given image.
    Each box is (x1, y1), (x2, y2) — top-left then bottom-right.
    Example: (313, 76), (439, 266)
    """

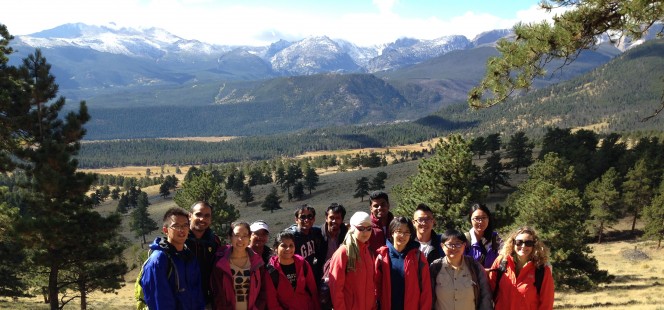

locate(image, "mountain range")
(6, 22), (662, 140)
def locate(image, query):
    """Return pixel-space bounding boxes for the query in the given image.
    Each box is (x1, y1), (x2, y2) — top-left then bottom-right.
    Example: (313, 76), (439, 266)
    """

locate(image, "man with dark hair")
(249, 220), (273, 265)
(185, 201), (221, 307)
(368, 190), (394, 254)
(287, 204), (325, 286)
(321, 203), (348, 262)
(412, 203), (444, 264)
(140, 207), (204, 309)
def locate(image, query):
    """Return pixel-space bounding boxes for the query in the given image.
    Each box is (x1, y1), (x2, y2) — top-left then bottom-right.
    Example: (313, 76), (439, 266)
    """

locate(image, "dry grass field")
(2, 154), (663, 309)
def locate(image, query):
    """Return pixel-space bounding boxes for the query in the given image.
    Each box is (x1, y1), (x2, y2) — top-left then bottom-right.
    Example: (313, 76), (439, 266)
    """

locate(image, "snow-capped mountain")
(366, 35), (471, 72)
(269, 36), (362, 75)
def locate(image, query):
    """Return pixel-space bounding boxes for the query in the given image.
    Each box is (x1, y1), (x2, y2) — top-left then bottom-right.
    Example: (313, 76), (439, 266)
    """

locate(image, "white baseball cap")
(250, 221), (269, 233)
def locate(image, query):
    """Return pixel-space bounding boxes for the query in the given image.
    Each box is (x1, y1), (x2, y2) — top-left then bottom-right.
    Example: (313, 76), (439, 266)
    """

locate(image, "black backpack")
(492, 259), (545, 300)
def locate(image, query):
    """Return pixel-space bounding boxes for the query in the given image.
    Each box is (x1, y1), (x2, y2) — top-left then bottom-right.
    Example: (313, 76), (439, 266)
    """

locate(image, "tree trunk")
(598, 222), (604, 244)
(79, 281), (87, 310)
(631, 209), (638, 236)
(49, 263), (59, 310)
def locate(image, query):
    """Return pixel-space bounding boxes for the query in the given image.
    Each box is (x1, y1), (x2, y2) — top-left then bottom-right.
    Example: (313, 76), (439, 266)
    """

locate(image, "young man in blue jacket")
(140, 207), (205, 309)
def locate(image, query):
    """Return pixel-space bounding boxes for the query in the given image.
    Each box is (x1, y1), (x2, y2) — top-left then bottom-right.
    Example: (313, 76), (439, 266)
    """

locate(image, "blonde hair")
(341, 226), (362, 272)
(500, 226), (549, 267)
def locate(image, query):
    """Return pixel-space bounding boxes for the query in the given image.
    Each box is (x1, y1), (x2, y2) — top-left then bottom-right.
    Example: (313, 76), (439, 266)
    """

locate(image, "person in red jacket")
(328, 211), (376, 310)
(210, 221), (265, 310)
(489, 226), (554, 310)
(368, 191), (394, 254)
(374, 216), (432, 310)
(264, 231), (320, 310)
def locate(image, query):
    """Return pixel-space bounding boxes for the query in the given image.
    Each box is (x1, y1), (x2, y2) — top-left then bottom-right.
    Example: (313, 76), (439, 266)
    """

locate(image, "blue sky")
(2, 0), (561, 46)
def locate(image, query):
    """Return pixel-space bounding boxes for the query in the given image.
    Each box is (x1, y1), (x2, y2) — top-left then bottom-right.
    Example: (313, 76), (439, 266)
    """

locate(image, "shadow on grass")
(555, 299), (640, 309)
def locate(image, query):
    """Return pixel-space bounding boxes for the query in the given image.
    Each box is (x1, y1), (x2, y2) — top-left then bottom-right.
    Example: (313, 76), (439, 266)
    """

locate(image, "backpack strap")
(464, 258), (480, 304)
(534, 264), (545, 295)
(490, 258), (507, 301)
(417, 248), (423, 293)
(266, 264), (280, 289)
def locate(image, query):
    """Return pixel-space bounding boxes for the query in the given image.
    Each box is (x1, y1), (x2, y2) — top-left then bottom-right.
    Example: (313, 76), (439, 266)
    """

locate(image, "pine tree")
(262, 187), (282, 213)
(481, 152), (510, 193)
(584, 168), (621, 243)
(116, 193), (129, 214)
(643, 181), (664, 248)
(303, 166), (319, 194)
(622, 159), (653, 236)
(485, 133), (501, 153)
(393, 135), (485, 230)
(505, 131), (533, 174)
(293, 181), (305, 200)
(370, 171), (388, 190)
(354, 177), (370, 201)
(174, 170), (239, 234)
(470, 136), (487, 159)
(130, 191), (158, 247)
(240, 184), (254, 206)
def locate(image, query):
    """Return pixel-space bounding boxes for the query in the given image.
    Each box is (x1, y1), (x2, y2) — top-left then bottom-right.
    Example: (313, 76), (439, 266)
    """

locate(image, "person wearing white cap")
(249, 220), (273, 265)
(327, 211), (376, 310)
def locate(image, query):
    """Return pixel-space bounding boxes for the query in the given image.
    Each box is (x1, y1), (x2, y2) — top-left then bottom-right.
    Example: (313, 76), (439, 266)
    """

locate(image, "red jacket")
(264, 254), (321, 310)
(210, 245), (265, 309)
(329, 242), (376, 310)
(374, 244), (432, 310)
(368, 212), (393, 254)
(489, 255), (554, 310)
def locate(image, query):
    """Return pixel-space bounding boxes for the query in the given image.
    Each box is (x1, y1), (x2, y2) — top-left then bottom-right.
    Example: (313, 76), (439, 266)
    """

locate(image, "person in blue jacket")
(140, 207), (205, 310)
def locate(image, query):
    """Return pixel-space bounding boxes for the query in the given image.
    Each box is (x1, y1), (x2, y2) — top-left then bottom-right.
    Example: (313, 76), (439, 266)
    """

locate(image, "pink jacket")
(489, 255), (554, 310)
(210, 245), (265, 309)
(329, 242), (376, 310)
(264, 254), (320, 310)
(374, 245), (432, 310)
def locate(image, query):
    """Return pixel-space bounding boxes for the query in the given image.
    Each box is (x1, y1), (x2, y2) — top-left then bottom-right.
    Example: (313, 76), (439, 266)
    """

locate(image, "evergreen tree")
(174, 171), (239, 234)
(485, 133), (501, 153)
(622, 159), (654, 236)
(262, 187), (282, 213)
(0, 198), (29, 297)
(303, 166), (319, 194)
(508, 153), (611, 290)
(292, 181), (305, 200)
(505, 131), (534, 174)
(370, 171), (388, 191)
(175, 166), (182, 174)
(481, 152), (510, 193)
(130, 192), (158, 247)
(470, 136), (487, 159)
(240, 184), (254, 206)
(110, 186), (120, 200)
(116, 193), (128, 214)
(584, 168), (621, 243)
(354, 177), (370, 201)
(643, 181), (664, 248)
(393, 135), (485, 230)
(159, 181), (171, 198)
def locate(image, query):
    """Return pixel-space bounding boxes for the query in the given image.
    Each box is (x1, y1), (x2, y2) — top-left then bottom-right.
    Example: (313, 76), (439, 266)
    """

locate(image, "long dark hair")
(469, 203), (495, 239)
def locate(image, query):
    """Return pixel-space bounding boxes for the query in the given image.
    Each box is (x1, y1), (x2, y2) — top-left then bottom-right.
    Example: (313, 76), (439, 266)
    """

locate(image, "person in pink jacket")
(210, 221), (265, 310)
(374, 216), (432, 310)
(264, 231), (321, 310)
(489, 226), (554, 310)
(328, 211), (377, 310)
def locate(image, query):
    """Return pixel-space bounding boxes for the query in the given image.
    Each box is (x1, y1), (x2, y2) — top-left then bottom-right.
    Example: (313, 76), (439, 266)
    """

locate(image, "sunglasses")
(298, 214), (314, 220)
(514, 239), (536, 247)
(354, 225), (372, 232)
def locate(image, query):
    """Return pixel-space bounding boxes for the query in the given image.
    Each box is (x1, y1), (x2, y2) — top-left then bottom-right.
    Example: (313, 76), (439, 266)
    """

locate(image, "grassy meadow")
(1, 145), (663, 309)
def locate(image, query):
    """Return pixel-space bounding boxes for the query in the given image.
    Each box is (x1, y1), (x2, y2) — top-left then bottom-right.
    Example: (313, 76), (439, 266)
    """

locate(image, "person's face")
(190, 203), (212, 233)
(276, 238), (296, 261)
(230, 225), (250, 249)
(470, 209), (489, 236)
(370, 198), (390, 219)
(514, 233), (535, 260)
(163, 215), (189, 248)
(326, 211), (343, 234)
(413, 210), (434, 236)
(391, 223), (411, 249)
(442, 236), (465, 261)
(250, 229), (269, 250)
(353, 224), (372, 243)
(296, 209), (315, 230)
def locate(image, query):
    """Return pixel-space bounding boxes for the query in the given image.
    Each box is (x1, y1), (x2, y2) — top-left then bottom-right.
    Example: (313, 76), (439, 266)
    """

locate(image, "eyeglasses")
(514, 239), (536, 247)
(298, 214), (314, 221)
(415, 217), (433, 224)
(471, 216), (488, 223)
(354, 225), (372, 232)
(393, 230), (411, 237)
(169, 225), (189, 232)
(443, 243), (464, 249)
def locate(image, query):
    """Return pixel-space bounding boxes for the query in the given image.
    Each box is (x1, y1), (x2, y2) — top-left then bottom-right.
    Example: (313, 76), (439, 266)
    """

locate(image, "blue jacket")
(140, 237), (205, 310)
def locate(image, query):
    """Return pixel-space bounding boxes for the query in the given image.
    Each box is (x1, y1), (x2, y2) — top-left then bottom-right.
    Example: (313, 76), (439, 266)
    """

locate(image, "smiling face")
(296, 209), (315, 231)
(470, 209), (489, 236)
(230, 225), (250, 249)
(190, 203), (212, 234)
(163, 214), (189, 250)
(442, 236), (465, 264)
(391, 223), (412, 250)
(413, 210), (434, 237)
(370, 197), (390, 220)
(276, 237), (296, 262)
(514, 232), (535, 261)
(353, 224), (372, 244)
(326, 210), (343, 234)
(249, 229), (269, 252)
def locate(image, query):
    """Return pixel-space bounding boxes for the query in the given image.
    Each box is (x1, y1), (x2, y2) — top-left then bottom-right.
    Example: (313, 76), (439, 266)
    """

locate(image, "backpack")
(492, 258), (545, 300)
(135, 250), (180, 310)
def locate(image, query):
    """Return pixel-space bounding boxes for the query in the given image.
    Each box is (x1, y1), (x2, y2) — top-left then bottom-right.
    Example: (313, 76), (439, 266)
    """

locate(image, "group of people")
(138, 191), (554, 310)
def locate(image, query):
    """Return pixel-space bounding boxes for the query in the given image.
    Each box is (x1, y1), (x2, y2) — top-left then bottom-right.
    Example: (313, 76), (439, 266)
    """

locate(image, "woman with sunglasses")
(264, 231), (320, 310)
(489, 226), (554, 310)
(374, 216), (431, 310)
(465, 203), (502, 269)
(430, 229), (493, 310)
(210, 221), (265, 309)
(328, 211), (376, 310)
